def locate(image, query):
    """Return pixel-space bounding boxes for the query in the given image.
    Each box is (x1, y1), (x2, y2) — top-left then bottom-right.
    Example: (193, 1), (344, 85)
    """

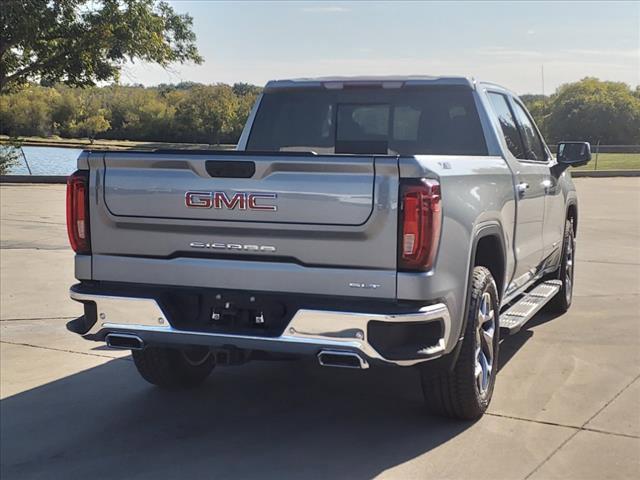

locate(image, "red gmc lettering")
(214, 192), (247, 210)
(248, 193), (278, 211)
(185, 191), (277, 211)
(185, 191), (213, 208)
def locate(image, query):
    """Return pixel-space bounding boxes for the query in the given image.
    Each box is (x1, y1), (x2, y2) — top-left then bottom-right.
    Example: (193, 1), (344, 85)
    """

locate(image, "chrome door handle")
(516, 182), (530, 196)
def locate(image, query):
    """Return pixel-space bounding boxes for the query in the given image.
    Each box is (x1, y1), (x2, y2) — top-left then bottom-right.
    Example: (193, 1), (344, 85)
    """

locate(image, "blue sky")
(123, 1), (639, 94)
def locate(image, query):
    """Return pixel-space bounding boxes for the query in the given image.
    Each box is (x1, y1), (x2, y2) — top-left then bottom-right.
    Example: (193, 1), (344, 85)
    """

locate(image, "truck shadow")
(1, 356), (470, 479)
(1, 310), (564, 479)
(498, 310), (564, 371)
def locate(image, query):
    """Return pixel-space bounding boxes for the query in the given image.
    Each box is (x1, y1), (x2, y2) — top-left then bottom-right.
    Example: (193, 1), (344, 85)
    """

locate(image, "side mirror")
(557, 142), (591, 167)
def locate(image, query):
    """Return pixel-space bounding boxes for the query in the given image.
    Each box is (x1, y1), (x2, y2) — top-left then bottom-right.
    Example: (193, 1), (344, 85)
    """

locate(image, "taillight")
(66, 170), (90, 254)
(399, 178), (441, 270)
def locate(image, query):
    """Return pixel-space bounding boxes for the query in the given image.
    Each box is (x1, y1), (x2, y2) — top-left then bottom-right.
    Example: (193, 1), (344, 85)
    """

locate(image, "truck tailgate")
(87, 151), (400, 299)
(103, 152), (374, 225)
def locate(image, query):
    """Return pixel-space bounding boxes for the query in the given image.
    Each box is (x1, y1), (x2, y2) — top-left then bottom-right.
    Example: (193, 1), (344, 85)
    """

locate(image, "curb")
(0, 175), (68, 184)
(571, 170), (640, 178)
(1, 170), (638, 185)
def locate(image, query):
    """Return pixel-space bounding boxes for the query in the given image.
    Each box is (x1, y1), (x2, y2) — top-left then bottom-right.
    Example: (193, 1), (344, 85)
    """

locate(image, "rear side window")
(247, 87), (488, 156)
(511, 101), (547, 162)
(487, 92), (525, 159)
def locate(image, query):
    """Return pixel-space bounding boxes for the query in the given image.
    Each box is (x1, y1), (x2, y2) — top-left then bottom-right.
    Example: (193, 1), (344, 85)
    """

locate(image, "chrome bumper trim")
(70, 290), (450, 366)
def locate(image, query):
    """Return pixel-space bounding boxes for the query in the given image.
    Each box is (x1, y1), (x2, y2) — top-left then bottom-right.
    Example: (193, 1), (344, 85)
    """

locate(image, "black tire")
(132, 345), (215, 389)
(547, 219), (575, 314)
(420, 266), (500, 420)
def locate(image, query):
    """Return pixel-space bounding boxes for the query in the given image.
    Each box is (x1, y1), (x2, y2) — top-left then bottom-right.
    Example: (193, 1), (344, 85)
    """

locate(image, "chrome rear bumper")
(69, 289), (450, 366)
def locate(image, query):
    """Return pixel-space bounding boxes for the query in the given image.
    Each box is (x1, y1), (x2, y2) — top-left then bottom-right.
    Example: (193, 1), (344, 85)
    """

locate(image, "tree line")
(521, 78), (640, 146)
(2, 3), (638, 147)
(0, 82), (260, 145)
(1, 77), (639, 146)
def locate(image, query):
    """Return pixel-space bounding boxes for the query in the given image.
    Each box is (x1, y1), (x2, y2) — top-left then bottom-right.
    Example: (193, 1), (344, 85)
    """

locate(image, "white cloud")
(475, 47), (639, 61)
(476, 47), (545, 58)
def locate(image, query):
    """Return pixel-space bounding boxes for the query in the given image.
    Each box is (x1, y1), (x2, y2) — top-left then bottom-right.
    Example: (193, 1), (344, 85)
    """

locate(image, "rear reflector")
(66, 170), (90, 254)
(399, 178), (441, 270)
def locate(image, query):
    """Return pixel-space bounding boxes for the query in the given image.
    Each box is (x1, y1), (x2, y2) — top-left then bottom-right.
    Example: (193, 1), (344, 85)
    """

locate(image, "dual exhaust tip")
(105, 333), (144, 351)
(106, 334), (368, 370)
(317, 350), (369, 369)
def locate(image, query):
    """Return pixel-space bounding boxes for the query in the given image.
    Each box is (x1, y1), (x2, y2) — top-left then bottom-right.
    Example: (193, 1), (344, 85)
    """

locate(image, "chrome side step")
(500, 280), (562, 335)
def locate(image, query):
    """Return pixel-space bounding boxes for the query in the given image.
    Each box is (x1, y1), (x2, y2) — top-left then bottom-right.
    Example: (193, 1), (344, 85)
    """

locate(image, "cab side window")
(487, 92), (525, 159)
(511, 100), (547, 162)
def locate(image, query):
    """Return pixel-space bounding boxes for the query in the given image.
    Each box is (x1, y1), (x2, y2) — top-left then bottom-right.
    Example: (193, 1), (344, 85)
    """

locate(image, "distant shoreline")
(0, 135), (236, 151)
(2, 135), (638, 172)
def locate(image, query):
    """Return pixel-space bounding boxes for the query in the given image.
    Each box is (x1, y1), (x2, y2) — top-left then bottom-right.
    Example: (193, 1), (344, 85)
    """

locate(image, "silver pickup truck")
(67, 76), (591, 419)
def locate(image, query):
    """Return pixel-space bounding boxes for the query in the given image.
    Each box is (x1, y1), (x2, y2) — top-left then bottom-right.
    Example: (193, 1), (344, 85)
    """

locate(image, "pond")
(7, 146), (83, 176)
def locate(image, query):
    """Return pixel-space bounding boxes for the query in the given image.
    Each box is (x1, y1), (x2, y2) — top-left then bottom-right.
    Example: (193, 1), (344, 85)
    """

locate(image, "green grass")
(572, 153), (640, 171)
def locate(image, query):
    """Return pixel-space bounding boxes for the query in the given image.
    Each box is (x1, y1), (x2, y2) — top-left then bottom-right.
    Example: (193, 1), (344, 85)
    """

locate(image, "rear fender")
(443, 223), (506, 373)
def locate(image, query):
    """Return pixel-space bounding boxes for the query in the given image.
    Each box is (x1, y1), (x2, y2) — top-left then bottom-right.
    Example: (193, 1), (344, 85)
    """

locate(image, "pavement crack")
(573, 293), (639, 298)
(0, 246), (69, 251)
(580, 426), (640, 440)
(1, 316), (77, 322)
(577, 259), (640, 266)
(0, 217), (65, 226)
(486, 412), (640, 440)
(522, 372), (640, 479)
(0, 340), (132, 362)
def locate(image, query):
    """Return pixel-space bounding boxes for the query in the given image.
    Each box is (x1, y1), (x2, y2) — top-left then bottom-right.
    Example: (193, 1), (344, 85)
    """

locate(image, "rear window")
(247, 87), (488, 156)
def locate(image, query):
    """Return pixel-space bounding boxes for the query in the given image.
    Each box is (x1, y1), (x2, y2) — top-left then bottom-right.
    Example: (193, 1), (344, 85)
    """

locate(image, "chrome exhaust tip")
(105, 333), (144, 350)
(317, 350), (369, 369)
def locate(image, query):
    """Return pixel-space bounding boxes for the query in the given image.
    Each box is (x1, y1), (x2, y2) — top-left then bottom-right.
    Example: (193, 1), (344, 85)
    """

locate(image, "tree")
(521, 95), (549, 138)
(76, 112), (111, 143)
(0, 85), (59, 136)
(174, 85), (238, 144)
(544, 78), (640, 144)
(51, 86), (80, 136)
(232, 82), (262, 97)
(0, 144), (21, 174)
(0, 0), (203, 93)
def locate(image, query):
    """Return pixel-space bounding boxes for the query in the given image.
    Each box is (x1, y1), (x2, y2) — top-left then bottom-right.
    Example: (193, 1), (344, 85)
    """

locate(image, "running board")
(500, 280), (562, 335)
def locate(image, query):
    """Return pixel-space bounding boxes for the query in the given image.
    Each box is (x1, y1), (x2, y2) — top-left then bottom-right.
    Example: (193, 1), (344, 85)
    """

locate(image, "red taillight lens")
(399, 178), (441, 270)
(66, 170), (90, 254)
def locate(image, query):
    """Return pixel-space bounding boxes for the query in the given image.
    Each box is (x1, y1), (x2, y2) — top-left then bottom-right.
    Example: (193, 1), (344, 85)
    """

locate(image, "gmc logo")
(185, 191), (277, 211)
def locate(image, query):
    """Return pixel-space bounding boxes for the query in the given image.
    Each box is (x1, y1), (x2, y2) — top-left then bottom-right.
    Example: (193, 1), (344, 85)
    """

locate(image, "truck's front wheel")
(132, 345), (215, 389)
(546, 219), (575, 313)
(420, 266), (500, 420)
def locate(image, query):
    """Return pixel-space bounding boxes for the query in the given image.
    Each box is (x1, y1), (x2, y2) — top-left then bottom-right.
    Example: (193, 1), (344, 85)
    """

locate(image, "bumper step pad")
(500, 280), (562, 335)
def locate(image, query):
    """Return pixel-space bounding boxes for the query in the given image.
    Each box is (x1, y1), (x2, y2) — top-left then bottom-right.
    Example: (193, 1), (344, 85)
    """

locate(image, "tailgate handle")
(205, 160), (255, 178)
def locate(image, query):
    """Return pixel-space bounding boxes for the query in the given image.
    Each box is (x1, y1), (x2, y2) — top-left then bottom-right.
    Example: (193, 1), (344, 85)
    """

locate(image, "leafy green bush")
(0, 83), (261, 145)
(1, 78), (638, 146)
(0, 143), (21, 175)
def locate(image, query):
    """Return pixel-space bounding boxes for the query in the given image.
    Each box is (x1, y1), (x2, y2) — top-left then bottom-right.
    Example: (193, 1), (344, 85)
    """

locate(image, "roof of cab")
(264, 75), (478, 91)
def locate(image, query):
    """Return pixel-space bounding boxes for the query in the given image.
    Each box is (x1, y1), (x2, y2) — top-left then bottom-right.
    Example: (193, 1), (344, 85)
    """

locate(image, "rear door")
(509, 99), (564, 263)
(89, 151), (400, 299)
(487, 92), (545, 292)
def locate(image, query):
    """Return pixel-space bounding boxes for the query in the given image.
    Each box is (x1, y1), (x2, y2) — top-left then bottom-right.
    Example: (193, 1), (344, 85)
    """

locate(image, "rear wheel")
(132, 345), (215, 389)
(547, 219), (575, 313)
(420, 266), (500, 420)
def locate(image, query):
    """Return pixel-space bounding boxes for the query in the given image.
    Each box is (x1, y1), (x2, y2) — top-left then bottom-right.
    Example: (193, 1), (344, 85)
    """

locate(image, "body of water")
(8, 146), (83, 175)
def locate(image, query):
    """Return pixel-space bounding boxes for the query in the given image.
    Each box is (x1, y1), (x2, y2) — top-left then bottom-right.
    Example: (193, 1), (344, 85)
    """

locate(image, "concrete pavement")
(1, 179), (639, 479)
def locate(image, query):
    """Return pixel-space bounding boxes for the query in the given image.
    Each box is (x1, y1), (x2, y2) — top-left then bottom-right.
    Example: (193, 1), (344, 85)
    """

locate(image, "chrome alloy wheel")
(475, 291), (496, 397)
(565, 233), (575, 304)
